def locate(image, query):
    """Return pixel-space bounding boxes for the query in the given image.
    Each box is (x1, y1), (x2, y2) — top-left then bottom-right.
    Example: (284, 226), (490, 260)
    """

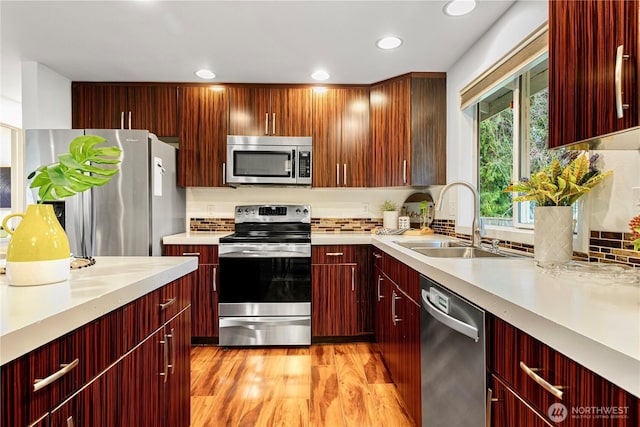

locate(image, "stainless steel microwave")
(226, 135), (312, 185)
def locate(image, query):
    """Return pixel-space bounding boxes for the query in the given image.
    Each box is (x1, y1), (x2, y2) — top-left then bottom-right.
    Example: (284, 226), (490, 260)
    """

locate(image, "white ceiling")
(1, 0), (515, 84)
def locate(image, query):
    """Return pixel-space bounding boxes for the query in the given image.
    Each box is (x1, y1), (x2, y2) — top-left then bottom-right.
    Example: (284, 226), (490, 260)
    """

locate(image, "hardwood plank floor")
(190, 343), (415, 427)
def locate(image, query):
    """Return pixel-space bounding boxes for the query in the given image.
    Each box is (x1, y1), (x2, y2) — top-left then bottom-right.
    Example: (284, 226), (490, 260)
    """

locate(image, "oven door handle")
(219, 317), (310, 328)
(220, 249), (310, 258)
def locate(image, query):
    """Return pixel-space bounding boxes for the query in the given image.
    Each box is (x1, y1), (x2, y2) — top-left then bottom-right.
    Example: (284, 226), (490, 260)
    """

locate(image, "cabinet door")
(394, 288), (421, 425)
(341, 87), (370, 187)
(72, 84), (127, 130)
(178, 86), (228, 187)
(164, 308), (192, 427)
(270, 87), (312, 136)
(228, 87), (270, 136)
(549, 0), (639, 148)
(126, 85), (178, 137)
(312, 263), (358, 336)
(370, 78), (411, 186)
(490, 374), (553, 427)
(312, 88), (342, 187)
(192, 264), (219, 337)
(49, 362), (122, 427)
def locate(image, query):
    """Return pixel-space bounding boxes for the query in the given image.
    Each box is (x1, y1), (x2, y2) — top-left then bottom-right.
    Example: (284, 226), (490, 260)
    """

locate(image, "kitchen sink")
(412, 246), (506, 258)
(394, 240), (465, 249)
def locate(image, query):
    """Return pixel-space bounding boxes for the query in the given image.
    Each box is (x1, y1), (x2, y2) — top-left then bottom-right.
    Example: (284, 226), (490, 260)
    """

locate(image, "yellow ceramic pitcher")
(2, 204), (70, 286)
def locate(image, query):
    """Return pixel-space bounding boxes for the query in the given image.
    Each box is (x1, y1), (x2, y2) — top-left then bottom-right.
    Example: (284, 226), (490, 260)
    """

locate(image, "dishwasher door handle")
(421, 289), (479, 341)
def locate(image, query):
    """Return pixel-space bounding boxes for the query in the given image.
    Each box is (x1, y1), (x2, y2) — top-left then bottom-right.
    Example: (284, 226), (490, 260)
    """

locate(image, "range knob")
(244, 208), (250, 215)
(296, 208), (301, 214)
(303, 208), (309, 215)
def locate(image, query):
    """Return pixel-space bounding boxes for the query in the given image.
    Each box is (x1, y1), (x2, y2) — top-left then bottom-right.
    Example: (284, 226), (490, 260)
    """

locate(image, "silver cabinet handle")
(222, 163), (226, 185)
(421, 289), (478, 341)
(265, 112), (269, 135)
(486, 388), (500, 427)
(343, 164), (347, 186)
(33, 358), (79, 392)
(519, 361), (565, 399)
(182, 252), (200, 256)
(212, 266), (217, 292)
(67, 416), (75, 427)
(160, 297), (176, 311)
(272, 112), (276, 135)
(167, 328), (176, 374)
(377, 275), (384, 301)
(392, 290), (402, 325)
(159, 334), (169, 383)
(402, 160), (407, 184)
(351, 267), (355, 292)
(128, 111), (132, 129)
(373, 252), (382, 259)
(336, 164), (340, 186)
(326, 252), (343, 256)
(120, 111), (125, 129)
(615, 45), (630, 118)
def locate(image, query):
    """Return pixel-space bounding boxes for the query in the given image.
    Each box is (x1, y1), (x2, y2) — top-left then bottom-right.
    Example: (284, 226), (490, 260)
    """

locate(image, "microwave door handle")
(291, 149), (296, 178)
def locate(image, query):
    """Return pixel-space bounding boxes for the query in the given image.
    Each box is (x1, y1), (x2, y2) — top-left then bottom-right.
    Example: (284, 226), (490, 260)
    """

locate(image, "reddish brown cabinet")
(228, 86), (312, 136)
(372, 249), (421, 425)
(1, 275), (193, 427)
(72, 83), (178, 137)
(311, 245), (371, 337)
(489, 315), (639, 426)
(312, 87), (370, 187)
(164, 244), (220, 339)
(548, 0), (639, 148)
(178, 86), (228, 187)
(369, 73), (446, 187)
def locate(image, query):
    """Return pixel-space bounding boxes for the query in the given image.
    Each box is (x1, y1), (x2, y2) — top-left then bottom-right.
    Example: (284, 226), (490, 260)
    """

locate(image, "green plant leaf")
(29, 135), (122, 201)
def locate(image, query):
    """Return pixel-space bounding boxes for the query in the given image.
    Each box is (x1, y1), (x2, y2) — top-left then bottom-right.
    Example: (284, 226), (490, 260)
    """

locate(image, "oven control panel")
(234, 204), (311, 223)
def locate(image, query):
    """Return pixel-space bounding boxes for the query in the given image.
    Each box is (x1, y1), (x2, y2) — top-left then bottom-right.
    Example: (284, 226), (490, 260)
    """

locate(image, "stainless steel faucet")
(435, 181), (484, 248)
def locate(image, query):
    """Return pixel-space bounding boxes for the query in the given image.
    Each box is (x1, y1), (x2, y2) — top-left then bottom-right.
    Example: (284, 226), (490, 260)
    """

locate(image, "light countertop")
(0, 256), (198, 366)
(163, 231), (640, 396)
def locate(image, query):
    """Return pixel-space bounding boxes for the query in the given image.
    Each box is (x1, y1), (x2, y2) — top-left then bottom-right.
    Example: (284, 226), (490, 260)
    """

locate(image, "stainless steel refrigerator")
(25, 129), (186, 257)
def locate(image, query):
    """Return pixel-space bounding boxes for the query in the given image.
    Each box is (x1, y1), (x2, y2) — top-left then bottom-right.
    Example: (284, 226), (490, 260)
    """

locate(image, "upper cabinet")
(548, 0), (639, 148)
(72, 83), (178, 137)
(369, 74), (446, 187)
(228, 86), (312, 136)
(178, 86), (228, 187)
(312, 87), (370, 187)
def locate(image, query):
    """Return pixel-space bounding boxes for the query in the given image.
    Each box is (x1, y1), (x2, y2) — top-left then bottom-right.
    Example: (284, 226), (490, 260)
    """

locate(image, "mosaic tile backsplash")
(189, 217), (639, 267)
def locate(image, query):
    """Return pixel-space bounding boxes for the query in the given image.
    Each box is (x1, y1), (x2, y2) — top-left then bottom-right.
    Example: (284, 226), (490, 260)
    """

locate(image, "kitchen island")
(1, 256), (197, 427)
(164, 231), (640, 398)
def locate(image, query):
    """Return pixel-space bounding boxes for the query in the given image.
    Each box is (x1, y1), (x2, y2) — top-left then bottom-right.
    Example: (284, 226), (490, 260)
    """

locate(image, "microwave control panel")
(298, 151), (311, 178)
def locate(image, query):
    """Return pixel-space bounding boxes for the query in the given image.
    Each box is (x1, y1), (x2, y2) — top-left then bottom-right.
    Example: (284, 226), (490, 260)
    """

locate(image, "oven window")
(219, 258), (311, 303)
(233, 151), (292, 177)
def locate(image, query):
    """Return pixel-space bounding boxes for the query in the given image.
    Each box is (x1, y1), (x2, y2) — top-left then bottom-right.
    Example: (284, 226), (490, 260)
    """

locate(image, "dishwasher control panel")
(429, 287), (450, 314)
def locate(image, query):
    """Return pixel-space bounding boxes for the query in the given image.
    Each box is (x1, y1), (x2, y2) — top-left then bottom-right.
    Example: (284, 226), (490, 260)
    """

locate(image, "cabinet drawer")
(164, 244), (218, 264)
(312, 245), (359, 264)
(381, 253), (420, 302)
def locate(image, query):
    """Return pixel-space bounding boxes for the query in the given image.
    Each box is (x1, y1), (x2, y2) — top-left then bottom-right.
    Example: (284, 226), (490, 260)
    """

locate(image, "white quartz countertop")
(0, 256), (198, 366)
(165, 231), (640, 396)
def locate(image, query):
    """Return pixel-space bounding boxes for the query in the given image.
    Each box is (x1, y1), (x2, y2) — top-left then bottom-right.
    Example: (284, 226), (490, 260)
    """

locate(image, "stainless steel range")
(218, 204), (311, 346)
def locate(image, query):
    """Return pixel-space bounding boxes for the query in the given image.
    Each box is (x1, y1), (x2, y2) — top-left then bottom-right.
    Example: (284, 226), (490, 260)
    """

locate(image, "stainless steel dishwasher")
(420, 275), (486, 427)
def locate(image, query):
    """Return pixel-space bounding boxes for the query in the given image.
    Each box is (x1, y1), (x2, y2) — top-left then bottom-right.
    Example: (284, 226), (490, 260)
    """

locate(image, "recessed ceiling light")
(195, 69), (216, 79)
(376, 36), (403, 50)
(311, 70), (330, 81)
(443, 0), (477, 17)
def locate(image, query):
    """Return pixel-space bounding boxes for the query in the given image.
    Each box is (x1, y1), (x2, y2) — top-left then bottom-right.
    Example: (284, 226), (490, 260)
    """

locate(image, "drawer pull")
(182, 252), (200, 256)
(67, 416), (75, 427)
(325, 252), (343, 256)
(33, 358), (79, 392)
(519, 361), (565, 399)
(373, 252), (382, 259)
(160, 297), (177, 311)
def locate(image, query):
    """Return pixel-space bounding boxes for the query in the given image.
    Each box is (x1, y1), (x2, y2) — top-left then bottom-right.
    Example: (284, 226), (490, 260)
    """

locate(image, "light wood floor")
(190, 343), (416, 427)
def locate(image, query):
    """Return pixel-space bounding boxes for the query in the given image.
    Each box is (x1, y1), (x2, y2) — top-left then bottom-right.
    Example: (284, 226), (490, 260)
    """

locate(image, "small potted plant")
(2, 135), (121, 286)
(504, 152), (612, 263)
(381, 200), (399, 229)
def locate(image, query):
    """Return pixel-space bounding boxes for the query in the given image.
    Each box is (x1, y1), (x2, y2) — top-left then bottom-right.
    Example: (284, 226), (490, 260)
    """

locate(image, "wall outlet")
(361, 203), (369, 215)
(633, 187), (640, 215)
(207, 205), (216, 216)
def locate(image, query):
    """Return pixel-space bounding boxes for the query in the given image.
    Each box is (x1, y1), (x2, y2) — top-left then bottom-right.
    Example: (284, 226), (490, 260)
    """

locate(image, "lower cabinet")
(311, 245), (371, 338)
(489, 315), (639, 427)
(1, 275), (193, 427)
(372, 249), (421, 425)
(164, 244), (219, 339)
(490, 374), (554, 427)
